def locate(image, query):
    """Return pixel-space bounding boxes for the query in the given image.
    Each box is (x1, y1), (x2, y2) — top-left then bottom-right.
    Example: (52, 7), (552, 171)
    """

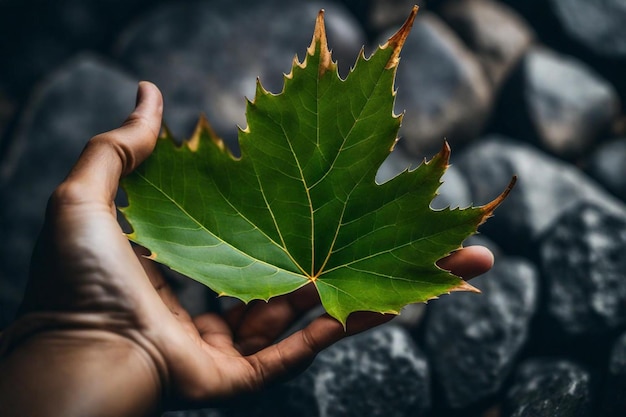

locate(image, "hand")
(0, 82), (494, 416)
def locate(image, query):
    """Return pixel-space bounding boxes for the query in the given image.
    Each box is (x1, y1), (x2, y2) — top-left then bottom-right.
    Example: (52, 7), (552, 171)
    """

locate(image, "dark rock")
(0, 30), (73, 100)
(227, 324), (431, 417)
(497, 47), (620, 159)
(385, 11), (492, 158)
(587, 138), (626, 201)
(0, 55), (138, 325)
(45, 0), (164, 49)
(503, 359), (593, 417)
(548, 0), (626, 59)
(603, 332), (626, 417)
(115, 0), (365, 149)
(539, 202), (626, 336)
(455, 136), (625, 255)
(439, 0), (535, 88)
(423, 257), (539, 409)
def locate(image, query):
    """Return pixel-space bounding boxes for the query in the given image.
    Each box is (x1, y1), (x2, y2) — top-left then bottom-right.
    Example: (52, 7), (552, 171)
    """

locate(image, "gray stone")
(440, 0), (535, 88)
(115, 0), (365, 149)
(522, 48), (620, 157)
(0, 55), (137, 324)
(424, 257), (539, 409)
(587, 138), (626, 202)
(455, 136), (625, 255)
(227, 324), (431, 417)
(603, 332), (626, 417)
(549, 0), (626, 58)
(503, 359), (593, 417)
(540, 202), (626, 336)
(386, 12), (492, 157)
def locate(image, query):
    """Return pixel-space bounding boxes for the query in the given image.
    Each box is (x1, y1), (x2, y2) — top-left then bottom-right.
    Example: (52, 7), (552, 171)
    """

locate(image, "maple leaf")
(120, 7), (515, 325)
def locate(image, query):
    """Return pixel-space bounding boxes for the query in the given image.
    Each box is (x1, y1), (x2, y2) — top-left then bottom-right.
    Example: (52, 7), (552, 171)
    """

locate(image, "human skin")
(0, 82), (494, 417)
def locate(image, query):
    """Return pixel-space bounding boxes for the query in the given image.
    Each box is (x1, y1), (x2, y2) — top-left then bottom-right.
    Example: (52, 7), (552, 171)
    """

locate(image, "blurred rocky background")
(1, 0), (626, 416)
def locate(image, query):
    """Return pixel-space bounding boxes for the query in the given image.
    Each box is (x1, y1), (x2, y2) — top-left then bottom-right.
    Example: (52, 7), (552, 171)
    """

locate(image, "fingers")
(437, 245), (494, 280)
(226, 285), (320, 355)
(58, 82), (163, 205)
(245, 310), (393, 385)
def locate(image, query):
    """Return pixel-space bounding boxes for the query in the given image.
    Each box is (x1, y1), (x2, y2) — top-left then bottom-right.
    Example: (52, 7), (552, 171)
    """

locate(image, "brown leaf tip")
(307, 9), (333, 76)
(383, 5), (419, 69)
(481, 176), (517, 216)
(437, 140), (451, 167)
(450, 280), (481, 294)
(186, 115), (225, 152)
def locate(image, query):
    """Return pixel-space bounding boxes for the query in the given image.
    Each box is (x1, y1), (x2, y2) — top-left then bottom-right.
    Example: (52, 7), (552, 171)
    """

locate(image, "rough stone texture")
(549, 0), (626, 58)
(387, 12), (492, 157)
(503, 359), (593, 417)
(424, 257), (539, 409)
(115, 0), (365, 149)
(498, 47), (620, 159)
(455, 136), (625, 255)
(0, 55), (137, 326)
(603, 332), (626, 417)
(440, 0), (535, 88)
(539, 202), (626, 336)
(587, 138), (626, 202)
(226, 324), (431, 417)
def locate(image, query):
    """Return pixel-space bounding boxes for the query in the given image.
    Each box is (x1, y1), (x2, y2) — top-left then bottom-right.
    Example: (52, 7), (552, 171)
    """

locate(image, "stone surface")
(423, 257), (539, 409)
(386, 11), (492, 157)
(440, 0), (535, 88)
(455, 136), (625, 255)
(540, 202), (626, 336)
(115, 0), (365, 150)
(498, 47), (620, 158)
(503, 359), (593, 417)
(603, 332), (626, 417)
(226, 324), (431, 417)
(549, 0), (626, 58)
(587, 138), (626, 202)
(0, 55), (137, 326)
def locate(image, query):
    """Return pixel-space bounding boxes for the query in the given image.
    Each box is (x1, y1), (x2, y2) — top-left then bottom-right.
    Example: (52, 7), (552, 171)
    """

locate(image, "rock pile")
(1, 0), (625, 415)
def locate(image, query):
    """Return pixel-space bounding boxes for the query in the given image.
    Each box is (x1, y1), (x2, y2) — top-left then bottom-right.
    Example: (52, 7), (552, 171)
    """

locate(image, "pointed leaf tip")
(450, 280), (481, 294)
(481, 176), (517, 216)
(436, 140), (451, 167)
(308, 9), (333, 76)
(384, 5), (419, 69)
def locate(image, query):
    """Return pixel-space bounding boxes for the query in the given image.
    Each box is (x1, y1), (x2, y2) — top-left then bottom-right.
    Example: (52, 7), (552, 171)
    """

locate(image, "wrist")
(0, 318), (164, 417)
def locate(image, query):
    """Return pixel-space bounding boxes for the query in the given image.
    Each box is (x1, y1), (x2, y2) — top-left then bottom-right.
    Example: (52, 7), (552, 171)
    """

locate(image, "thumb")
(62, 81), (163, 203)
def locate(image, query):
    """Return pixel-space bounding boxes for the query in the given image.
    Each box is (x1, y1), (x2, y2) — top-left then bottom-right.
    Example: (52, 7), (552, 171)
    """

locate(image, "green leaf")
(121, 7), (514, 325)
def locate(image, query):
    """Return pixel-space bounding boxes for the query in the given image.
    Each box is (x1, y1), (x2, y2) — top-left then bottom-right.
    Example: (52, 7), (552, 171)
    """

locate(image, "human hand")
(0, 82), (494, 416)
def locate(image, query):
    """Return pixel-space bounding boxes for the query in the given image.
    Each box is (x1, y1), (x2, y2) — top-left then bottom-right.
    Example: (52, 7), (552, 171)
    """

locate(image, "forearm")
(0, 329), (162, 417)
